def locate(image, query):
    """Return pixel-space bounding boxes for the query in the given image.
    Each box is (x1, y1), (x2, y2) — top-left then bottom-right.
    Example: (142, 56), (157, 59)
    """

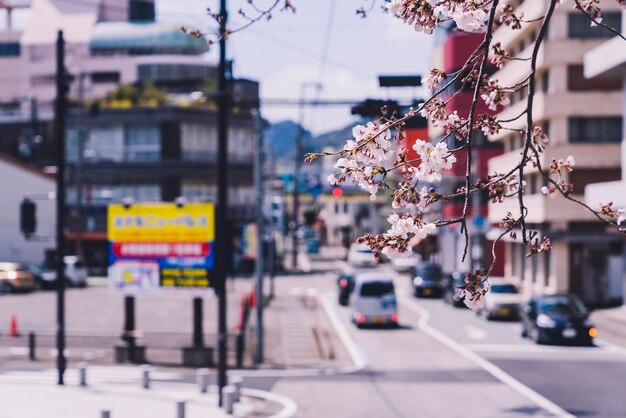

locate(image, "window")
(541, 71), (549, 93)
(91, 72), (120, 84)
(568, 12), (622, 39)
(0, 42), (20, 57)
(567, 65), (621, 91)
(360, 281), (394, 297)
(568, 117), (622, 143)
(181, 123), (217, 161)
(125, 125), (161, 161)
(129, 0), (155, 21)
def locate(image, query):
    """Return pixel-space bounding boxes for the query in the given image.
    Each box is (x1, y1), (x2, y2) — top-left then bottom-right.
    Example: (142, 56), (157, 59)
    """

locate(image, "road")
(2, 256), (626, 417)
(263, 261), (626, 418)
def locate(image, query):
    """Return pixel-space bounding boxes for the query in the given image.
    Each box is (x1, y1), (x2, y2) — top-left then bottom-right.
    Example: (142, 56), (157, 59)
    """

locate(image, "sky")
(157, 0), (433, 135)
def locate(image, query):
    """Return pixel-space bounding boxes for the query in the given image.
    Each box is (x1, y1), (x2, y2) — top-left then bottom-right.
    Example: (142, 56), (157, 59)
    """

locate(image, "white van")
(347, 243), (378, 267)
(352, 273), (398, 328)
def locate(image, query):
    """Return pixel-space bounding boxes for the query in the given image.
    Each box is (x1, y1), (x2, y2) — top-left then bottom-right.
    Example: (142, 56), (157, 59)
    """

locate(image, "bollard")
(177, 401), (186, 418)
(101, 410), (111, 418)
(28, 332), (36, 361)
(196, 368), (209, 394)
(78, 362), (88, 386)
(230, 376), (243, 402)
(222, 386), (236, 415)
(141, 365), (151, 389)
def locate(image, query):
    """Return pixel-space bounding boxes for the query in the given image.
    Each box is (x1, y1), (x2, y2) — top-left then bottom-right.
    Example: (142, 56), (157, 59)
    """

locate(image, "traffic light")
(20, 198), (36, 238)
(332, 187), (343, 198)
(351, 99), (400, 118)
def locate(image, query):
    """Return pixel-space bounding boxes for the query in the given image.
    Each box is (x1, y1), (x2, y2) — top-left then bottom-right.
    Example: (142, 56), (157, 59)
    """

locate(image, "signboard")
(108, 202), (215, 292)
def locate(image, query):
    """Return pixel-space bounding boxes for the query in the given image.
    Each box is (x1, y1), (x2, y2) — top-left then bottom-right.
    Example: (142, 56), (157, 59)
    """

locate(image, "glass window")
(125, 125), (161, 161)
(91, 72), (120, 84)
(567, 65), (621, 91)
(568, 12), (622, 39)
(490, 284), (519, 294)
(83, 126), (125, 162)
(568, 117), (622, 143)
(360, 281), (395, 297)
(181, 123), (217, 161)
(0, 42), (20, 57)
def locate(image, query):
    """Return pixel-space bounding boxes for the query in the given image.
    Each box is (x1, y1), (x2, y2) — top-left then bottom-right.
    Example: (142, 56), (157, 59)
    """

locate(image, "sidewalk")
(0, 365), (286, 418)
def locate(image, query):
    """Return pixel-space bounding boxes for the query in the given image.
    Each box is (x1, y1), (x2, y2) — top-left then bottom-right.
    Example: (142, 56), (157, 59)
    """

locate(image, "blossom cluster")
(386, 0), (490, 33)
(411, 139), (457, 183)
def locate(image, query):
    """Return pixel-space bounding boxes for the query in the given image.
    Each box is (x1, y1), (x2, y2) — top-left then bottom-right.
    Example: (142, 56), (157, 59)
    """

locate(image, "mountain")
(264, 120), (362, 162)
(263, 120), (313, 162)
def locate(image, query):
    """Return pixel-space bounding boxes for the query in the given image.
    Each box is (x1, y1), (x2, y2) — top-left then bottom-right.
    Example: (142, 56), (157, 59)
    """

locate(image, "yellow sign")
(108, 203), (215, 243)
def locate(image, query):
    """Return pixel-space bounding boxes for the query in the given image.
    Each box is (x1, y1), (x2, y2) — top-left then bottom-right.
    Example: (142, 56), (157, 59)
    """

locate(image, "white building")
(487, 0), (624, 306)
(584, 11), (626, 306)
(0, 152), (55, 263)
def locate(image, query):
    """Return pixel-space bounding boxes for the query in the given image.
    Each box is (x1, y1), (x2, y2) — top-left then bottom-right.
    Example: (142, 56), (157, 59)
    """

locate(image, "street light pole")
(216, 0), (229, 407)
(253, 109), (264, 364)
(54, 30), (67, 386)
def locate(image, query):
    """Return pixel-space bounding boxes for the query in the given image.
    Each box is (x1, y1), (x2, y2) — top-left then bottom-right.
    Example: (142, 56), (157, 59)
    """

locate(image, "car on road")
(337, 270), (356, 306)
(352, 273), (398, 328)
(521, 294), (596, 345)
(0, 262), (37, 293)
(443, 271), (469, 308)
(39, 256), (88, 288)
(476, 279), (523, 320)
(410, 262), (443, 298)
(391, 253), (421, 272)
(347, 243), (378, 268)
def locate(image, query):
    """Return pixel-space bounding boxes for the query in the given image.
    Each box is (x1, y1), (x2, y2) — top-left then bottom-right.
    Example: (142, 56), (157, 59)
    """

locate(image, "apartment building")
(0, 0), (211, 120)
(487, 0), (624, 306)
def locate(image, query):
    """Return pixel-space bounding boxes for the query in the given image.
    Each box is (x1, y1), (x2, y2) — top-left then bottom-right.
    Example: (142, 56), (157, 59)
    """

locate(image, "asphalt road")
(266, 261), (626, 418)
(3, 255), (626, 418)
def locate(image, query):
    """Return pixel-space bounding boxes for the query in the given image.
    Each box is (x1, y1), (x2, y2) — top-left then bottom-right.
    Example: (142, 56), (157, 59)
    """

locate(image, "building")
(487, 0), (624, 306)
(0, 0), (258, 273)
(429, 23), (504, 274)
(0, 0), (211, 120)
(583, 12), (626, 305)
(0, 152), (55, 264)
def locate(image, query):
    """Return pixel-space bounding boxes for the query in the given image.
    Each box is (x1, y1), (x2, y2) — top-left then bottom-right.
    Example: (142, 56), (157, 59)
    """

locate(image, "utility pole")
(54, 30), (67, 386)
(291, 82), (321, 270)
(253, 109), (264, 364)
(216, 0), (229, 406)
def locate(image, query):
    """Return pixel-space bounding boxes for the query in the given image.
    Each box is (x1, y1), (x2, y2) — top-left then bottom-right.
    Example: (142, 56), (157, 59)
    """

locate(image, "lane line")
(465, 325), (488, 341)
(319, 292), (368, 372)
(399, 294), (576, 418)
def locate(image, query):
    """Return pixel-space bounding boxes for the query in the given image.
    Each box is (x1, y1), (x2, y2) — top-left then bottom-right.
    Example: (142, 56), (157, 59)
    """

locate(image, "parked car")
(347, 243), (378, 268)
(477, 279), (523, 320)
(443, 271), (469, 308)
(24, 263), (52, 290)
(410, 262), (443, 298)
(352, 273), (398, 328)
(520, 294), (596, 345)
(0, 262), (37, 293)
(391, 253), (421, 272)
(337, 270), (356, 306)
(40, 256), (88, 288)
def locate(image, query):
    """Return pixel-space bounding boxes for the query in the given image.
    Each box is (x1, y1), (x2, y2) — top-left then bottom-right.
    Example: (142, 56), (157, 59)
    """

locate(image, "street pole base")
(114, 345), (147, 364)
(182, 346), (215, 368)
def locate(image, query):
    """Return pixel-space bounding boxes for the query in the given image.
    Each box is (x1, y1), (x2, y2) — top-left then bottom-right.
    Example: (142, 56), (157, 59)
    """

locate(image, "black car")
(337, 271), (356, 306)
(521, 294), (596, 345)
(443, 272), (468, 307)
(410, 262), (443, 298)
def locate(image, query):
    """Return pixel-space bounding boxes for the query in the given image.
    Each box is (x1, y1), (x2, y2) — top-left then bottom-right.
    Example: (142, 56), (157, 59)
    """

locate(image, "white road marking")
(465, 325), (488, 340)
(399, 293), (577, 418)
(242, 387), (298, 418)
(319, 293), (368, 372)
